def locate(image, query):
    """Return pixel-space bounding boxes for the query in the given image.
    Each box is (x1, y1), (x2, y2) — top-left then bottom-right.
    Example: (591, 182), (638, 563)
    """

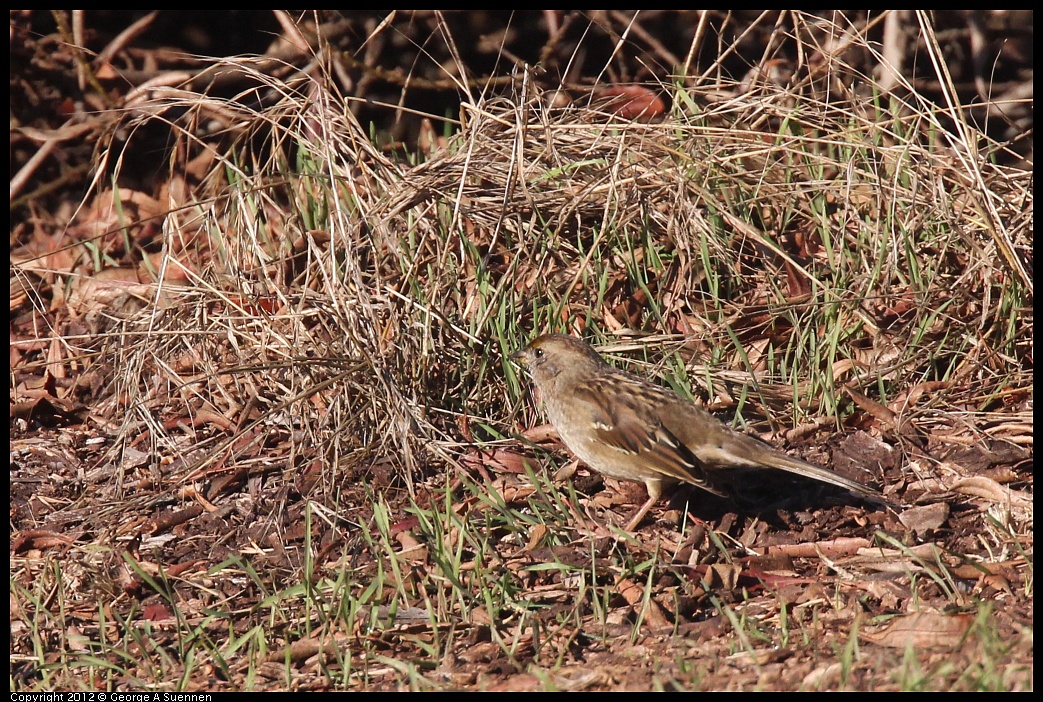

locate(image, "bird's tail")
(762, 452), (887, 502)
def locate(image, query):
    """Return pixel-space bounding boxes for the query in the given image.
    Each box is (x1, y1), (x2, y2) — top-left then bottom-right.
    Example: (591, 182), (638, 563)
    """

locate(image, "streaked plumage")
(512, 334), (882, 530)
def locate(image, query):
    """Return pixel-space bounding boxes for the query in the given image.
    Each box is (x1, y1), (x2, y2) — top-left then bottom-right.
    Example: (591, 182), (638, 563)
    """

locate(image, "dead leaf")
(11, 529), (75, 552)
(898, 502), (950, 536)
(952, 475), (1033, 507)
(861, 610), (974, 649)
(615, 576), (670, 628)
(592, 85), (666, 121)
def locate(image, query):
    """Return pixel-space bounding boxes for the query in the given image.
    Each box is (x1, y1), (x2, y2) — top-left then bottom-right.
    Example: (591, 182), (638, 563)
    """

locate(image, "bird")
(512, 333), (883, 530)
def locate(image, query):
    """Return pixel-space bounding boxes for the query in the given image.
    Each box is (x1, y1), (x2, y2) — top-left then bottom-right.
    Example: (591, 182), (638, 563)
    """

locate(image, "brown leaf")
(898, 502), (950, 535)
(861, 611), (974, 649)
(702, 563), (743, 591)
(615, 576), (671, 628)
(519, 423), (559, 444)
(11, 529), (75, 553)
(952, 475), (1033, 506)
(65, 268), (152, 318)
(845, 386), (897, 427)
(10, 396), (85, 426)
(592, 85), (666, 121)
(761, 537), (873, 559)
(142, 603), (175, 622)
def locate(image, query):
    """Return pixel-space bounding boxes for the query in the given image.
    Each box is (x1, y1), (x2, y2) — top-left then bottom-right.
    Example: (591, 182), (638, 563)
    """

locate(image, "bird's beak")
(510, 347), (529, 366)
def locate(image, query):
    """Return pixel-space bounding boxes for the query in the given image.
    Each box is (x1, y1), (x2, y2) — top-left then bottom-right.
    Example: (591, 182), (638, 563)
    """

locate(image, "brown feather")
(512, 334), (885, 528)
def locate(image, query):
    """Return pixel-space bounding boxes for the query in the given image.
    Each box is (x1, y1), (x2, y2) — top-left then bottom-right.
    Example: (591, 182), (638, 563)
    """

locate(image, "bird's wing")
(578, 386), (726, 495)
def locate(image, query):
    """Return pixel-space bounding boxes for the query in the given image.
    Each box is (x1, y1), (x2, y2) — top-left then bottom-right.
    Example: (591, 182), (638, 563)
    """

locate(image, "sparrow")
(512, 334), (883, 530)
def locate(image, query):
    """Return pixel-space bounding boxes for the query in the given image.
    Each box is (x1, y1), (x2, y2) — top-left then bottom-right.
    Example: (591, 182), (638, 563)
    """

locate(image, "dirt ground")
(11, 11), (1033, 691)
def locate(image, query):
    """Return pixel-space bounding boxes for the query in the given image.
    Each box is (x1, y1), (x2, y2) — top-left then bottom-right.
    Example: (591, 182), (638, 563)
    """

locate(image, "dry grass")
(11, 11), (1032, 691)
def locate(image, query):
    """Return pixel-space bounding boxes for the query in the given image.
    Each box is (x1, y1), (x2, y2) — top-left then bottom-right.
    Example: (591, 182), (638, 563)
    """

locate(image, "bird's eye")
(533, 348), (544, 358)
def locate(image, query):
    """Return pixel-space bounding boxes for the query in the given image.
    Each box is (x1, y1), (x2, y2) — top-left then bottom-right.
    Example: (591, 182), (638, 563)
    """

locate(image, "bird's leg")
(623, 479), (662, 531)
